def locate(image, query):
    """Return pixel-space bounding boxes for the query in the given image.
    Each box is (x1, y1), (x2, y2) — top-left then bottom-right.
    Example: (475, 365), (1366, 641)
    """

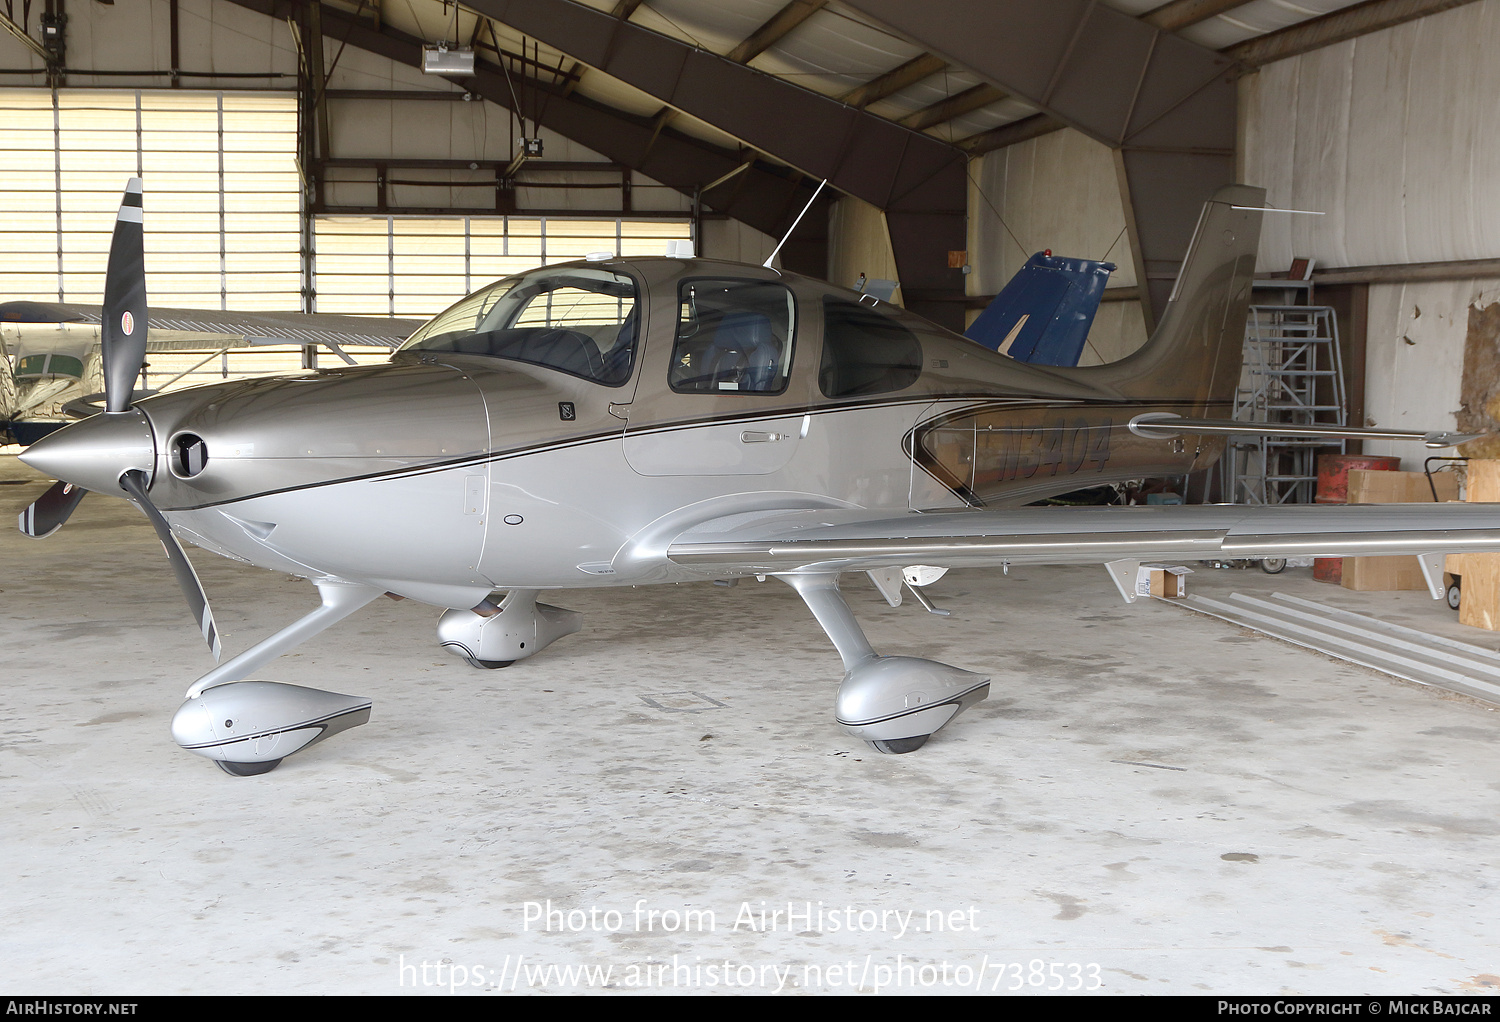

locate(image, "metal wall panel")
(1241, 0), (1500, 270)
(1238, 0), (1500, 460)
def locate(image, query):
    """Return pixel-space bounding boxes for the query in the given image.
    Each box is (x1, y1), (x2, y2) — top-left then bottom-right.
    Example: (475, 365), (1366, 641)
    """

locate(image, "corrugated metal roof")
(343, 0), (1405, 165)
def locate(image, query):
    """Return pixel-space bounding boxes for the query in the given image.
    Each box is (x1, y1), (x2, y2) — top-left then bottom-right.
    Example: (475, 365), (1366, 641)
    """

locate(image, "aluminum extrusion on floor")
(1172, 591), (1500, 704)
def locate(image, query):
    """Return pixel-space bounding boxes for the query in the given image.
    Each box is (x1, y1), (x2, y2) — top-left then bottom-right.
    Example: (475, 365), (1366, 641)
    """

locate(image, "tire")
(1447, 582), (1462, 612)
(1261, 557), (1287, 575)
(217, 758), (282, 777)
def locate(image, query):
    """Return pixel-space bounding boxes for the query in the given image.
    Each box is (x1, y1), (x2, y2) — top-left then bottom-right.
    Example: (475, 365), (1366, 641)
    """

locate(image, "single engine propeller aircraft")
(16, 178), (1499, 777)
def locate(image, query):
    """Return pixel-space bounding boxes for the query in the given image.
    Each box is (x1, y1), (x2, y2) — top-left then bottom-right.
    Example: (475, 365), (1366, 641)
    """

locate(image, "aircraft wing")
(139, 307), (425, 351)
(666, 503), (1500, 584)
(1, 300), (423, 352)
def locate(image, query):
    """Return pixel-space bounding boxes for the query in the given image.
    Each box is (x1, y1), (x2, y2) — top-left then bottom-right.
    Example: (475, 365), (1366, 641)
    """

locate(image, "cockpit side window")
(668, 279), (796, 396)
(819, 297), (923, 398)
(398, 267), (639, 386)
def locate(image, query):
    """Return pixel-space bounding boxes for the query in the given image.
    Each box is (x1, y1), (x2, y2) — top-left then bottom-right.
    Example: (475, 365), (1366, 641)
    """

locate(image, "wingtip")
(1424, 432), (1485, 448)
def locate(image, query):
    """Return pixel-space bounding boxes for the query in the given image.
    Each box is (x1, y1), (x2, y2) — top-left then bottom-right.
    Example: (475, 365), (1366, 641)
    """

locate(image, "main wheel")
(217, 758), (282, 777)
(866, 735), (929, 755)
(1447, 582), (1462, 611)
(1261, 557), (1287, 574)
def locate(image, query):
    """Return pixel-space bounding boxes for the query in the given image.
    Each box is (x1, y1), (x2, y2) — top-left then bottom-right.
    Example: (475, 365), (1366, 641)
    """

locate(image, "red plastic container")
(1313, 454), (1401, 582)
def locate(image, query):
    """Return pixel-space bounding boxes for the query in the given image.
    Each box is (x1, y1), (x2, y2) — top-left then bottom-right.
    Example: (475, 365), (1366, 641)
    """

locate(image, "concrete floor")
(3, 451), (1499, 996)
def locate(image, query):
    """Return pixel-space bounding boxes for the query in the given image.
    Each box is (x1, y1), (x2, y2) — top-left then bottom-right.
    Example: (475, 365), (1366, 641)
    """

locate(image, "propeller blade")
(17, 480), (88, 539)
(119, 469), (222, 661)
(101, 178), (148, 414)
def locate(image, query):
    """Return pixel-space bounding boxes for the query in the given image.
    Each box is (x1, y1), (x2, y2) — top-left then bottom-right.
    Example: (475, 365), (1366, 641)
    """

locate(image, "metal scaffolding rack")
(1222, 303), (1347, 504)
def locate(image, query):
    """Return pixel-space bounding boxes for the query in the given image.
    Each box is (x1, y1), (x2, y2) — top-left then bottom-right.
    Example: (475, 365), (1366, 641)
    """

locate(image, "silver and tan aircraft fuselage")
(39, 257), (1218, 611)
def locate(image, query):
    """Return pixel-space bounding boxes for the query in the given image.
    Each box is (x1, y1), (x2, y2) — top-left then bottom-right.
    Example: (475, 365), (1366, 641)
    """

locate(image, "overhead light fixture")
(422, 44), (476, 76)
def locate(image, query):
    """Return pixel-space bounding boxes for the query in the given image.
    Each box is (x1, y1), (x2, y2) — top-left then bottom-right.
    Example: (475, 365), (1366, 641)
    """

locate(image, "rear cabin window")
(669, 279), (796, 396)
(819, 297), (923, 398)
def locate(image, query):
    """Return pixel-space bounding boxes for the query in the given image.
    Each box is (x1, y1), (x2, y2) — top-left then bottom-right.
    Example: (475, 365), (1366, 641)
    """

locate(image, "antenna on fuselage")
(763, 178), (828, 269)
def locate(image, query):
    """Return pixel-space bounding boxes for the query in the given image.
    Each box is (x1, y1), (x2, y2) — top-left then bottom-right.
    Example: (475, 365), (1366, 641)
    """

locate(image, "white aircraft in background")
(1, 299), (421, 443)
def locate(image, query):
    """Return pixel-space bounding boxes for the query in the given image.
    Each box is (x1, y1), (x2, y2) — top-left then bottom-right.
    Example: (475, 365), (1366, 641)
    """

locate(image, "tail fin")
(1079, 184), (1264, 414)
(965, 252), (1113, 367)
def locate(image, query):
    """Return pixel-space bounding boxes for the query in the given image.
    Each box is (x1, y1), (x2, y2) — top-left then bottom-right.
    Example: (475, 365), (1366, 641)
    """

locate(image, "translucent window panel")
(503, 220), (544, 262)
(469, 218), (539, 287)
(314, 215), (691, 319)
(224, 253), (299, 275)
(0, 212), (60, 254)
(313, 218), (391, 314)
(225, 232), (301, 254)
(544, 219), (619, 261)
(390, 219), (469, 315)
(0, 88), (300, 308)
(620, 220), (694, 256)
(150, 232), (228, 256)
(4, 274), (64, 298)
(224, 212), (299, 236)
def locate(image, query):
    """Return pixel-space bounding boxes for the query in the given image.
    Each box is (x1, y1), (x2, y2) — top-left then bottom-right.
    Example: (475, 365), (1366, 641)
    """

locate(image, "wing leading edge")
(665, 503), (1500, 575)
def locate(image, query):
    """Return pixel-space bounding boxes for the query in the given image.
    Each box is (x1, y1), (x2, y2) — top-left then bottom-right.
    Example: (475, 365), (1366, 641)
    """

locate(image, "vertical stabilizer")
(1078, 184), (1264, 414)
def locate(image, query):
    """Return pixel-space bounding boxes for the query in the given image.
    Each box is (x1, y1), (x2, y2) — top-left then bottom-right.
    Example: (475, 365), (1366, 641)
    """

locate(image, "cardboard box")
(1340, 556), (1429, 592)
(1346, 468), (1458, 504)
(1136, 564), (1192, 598)
(1342, 469), (1460, 592)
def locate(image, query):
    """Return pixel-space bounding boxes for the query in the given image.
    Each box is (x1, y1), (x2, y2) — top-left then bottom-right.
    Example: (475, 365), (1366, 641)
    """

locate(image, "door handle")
(740, 430), (786, 443)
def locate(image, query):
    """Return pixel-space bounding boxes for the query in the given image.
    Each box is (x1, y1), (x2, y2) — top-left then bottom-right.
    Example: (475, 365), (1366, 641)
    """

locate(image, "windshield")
(398, 266), (640, 386)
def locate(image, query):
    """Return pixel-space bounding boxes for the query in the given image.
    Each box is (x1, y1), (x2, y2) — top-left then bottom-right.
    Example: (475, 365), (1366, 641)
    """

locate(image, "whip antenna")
(764, 179), (827, 268)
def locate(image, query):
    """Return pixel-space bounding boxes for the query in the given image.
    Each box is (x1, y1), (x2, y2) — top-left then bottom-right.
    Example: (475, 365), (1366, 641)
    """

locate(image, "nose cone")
(18, 410), (155, 495)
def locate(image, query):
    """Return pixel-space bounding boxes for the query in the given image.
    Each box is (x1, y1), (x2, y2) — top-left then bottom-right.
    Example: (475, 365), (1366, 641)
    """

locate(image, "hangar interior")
(3, 0), (1500, 997)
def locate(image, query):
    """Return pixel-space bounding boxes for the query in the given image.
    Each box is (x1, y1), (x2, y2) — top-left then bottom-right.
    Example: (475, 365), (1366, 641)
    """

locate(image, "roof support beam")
(840, 0), (1237, 331)
(221, 0), (830, 274)
(727, 0), (827, 64)
(1141, 0), (1256, 32)
(463, 0), (970, 328)
(304, 0), (331, 163)
(958, 0), (1479, 152)
(562, 0), (643, 96)
(839, 51), (946, 108)
(899, 83), (1007, 131)
(1225, 0), (1483, 68)
(957, 112), (1066, 154)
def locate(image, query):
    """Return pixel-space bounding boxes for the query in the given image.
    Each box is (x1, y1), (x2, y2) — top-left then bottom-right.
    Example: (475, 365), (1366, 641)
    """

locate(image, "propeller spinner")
(16, 178), (222, 660)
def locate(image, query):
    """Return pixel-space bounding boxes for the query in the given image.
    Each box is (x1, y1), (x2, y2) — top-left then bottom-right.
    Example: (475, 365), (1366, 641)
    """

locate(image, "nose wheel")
(464, 657), (515, 669)
(217, 758), (282, 777)
(866, 735), (930, 755)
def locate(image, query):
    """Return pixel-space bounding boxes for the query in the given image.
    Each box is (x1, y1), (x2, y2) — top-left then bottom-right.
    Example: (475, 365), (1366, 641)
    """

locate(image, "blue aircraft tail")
(964, 252), (1114, 367)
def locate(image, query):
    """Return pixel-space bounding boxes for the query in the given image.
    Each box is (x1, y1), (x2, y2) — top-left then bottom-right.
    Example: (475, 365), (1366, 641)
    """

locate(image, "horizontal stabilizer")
(965, 252), (1114, 367)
